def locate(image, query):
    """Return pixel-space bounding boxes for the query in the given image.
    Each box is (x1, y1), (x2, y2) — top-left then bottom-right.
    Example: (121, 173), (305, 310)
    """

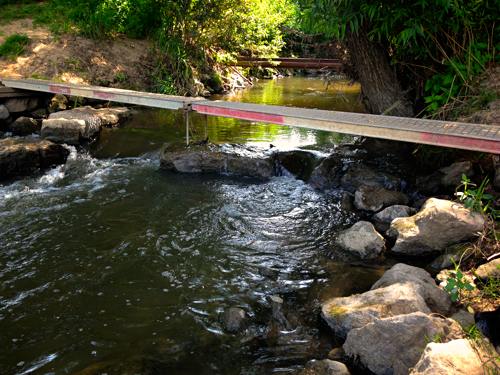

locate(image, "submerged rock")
(0, 104), (9, 121)
(370, 263), (451, 315)
(321, 282), (430, 339)
(353, 185), (409, 212)
(9, 117), (41, 136)
(410, 339), (495, 375)
(372, 205), (415, 233)
(42, 106), (132, 144)
(223, 307), (246, 333)
(335, 221), (385, 259)
(275, 150), (318, 180)
(0, 137), (69, 180)
(298, 359), (351, 375)
(160, 143), (275, 179)
(388, 198), (484, 256)
(343, 312), (463, 375)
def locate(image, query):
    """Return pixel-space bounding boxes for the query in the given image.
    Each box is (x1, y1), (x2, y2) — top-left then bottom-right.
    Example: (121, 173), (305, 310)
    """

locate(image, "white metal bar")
(2, 78), (499, 153)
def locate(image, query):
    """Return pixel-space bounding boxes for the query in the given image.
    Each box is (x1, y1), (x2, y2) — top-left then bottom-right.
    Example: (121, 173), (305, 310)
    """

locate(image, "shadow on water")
(0, 77), (386, 374)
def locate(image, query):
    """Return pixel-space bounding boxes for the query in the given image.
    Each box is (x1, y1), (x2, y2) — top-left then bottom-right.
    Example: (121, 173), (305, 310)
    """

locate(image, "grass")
(0, 1), (73, 34)
(0, 33), (30, 59)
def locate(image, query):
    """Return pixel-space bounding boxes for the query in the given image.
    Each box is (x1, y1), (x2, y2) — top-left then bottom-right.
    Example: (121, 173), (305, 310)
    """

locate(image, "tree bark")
(346, 29), (413, 117)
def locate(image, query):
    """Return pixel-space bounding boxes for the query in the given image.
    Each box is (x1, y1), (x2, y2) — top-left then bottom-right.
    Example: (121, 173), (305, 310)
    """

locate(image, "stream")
(1, 77), (386, 374)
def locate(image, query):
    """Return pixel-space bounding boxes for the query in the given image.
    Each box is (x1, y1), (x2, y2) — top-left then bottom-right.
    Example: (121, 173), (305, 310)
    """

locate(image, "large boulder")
(372, 205), (415, 233)
(9, 117), (41, 136)
(371, 263), (451, 315)
(298, 359), (351, 375)
(0, 138), (69, 180)
(388, 198), (485, 256)
(410, 339), (496, 375)
(354, 185), (409, 212)
(340, 164), (401, 193)
(321, 282), (430, 339)
(42, 106), (132, 144)
(343, 312), (463, 375)
(160, 143), (275, 179)
(335, 221), (385, 259)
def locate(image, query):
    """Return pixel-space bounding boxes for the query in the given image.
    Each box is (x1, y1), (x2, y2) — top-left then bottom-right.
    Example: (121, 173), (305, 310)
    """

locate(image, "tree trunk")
(346, 29), (413, 117)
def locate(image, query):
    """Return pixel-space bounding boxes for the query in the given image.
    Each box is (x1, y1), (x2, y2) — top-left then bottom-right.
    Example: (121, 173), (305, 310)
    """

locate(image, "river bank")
(1, 74), (499, 374)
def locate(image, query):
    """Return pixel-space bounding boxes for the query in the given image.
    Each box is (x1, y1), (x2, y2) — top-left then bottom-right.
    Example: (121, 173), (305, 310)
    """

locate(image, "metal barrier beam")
(0, 78), (201, 110)
(1, 78), (499, 154)
(192, 101), (500, 154)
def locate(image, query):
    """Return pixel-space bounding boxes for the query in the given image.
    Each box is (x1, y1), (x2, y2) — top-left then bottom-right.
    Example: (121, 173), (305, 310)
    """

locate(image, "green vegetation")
(0, 33), (30, 59)
(456, 175), (498, 219)
(444, 261), (475, 303)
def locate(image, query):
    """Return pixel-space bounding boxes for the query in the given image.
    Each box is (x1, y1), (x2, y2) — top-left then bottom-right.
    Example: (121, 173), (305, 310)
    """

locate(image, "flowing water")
(1, 77), (385, 375)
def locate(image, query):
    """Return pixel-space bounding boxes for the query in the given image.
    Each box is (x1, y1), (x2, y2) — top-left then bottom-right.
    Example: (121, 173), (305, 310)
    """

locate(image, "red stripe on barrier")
(49, 85), (71, 95)
(193, 104), (285, 125)
(420, 132), (500, 154)
(93, 90), (115, 100)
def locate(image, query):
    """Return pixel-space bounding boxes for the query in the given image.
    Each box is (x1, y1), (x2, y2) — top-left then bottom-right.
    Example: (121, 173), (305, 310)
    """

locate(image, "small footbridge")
(1, 78), (499, 154)
(233, 57), (343, 70)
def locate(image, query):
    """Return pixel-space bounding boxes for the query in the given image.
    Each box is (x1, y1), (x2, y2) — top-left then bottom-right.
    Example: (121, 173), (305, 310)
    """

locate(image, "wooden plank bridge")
(1, 78), (499, 154)
(233, 57), (343, 70)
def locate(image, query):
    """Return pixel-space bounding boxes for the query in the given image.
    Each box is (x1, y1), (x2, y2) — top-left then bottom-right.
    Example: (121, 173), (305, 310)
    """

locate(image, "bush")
(0, 33), (30, 59)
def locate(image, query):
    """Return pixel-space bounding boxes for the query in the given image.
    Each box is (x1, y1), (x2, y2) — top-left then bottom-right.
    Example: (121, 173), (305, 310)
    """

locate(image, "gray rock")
(223, 307), (246, 333)
(160, 143), (275, 179)
(417, 161), (474, 194)
(371, 263), (452, 315)
(327, 347), (345, 361)
(48, 106), (132, 127)
(4, 97), (41, 113)
(321, 282), (431, 339)
(42, 106), (132, 144)
(372, 205), (415, 232)
(309, 154), (342, 190)
(343, 312), (463, 375)
(410, 339), (493, 375)
(475, 258), (500, 280)
(340, 164), (401, 193)
(9, 117), (41, 136)
(429, 244), (471, 271)
(439, 161), (474, 187)
(299, 359), (351, 375)
(335, 221), (385, 259)
(275, 150), (318, 180)
(0, 104), (9, 120)
(450, 309), (475, 330)
(354, 185), (409, 212)
(42, 118), (101, 144)
(388, 198), (485, 256)
(0, 138), (69, 180)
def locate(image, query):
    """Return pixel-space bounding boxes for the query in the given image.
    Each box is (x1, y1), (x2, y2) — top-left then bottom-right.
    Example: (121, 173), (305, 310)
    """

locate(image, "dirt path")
(0, 19), (153, 90)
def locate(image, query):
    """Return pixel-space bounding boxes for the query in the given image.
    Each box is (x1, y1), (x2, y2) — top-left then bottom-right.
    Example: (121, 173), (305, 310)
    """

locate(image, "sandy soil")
(0, 19), (153, 90)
